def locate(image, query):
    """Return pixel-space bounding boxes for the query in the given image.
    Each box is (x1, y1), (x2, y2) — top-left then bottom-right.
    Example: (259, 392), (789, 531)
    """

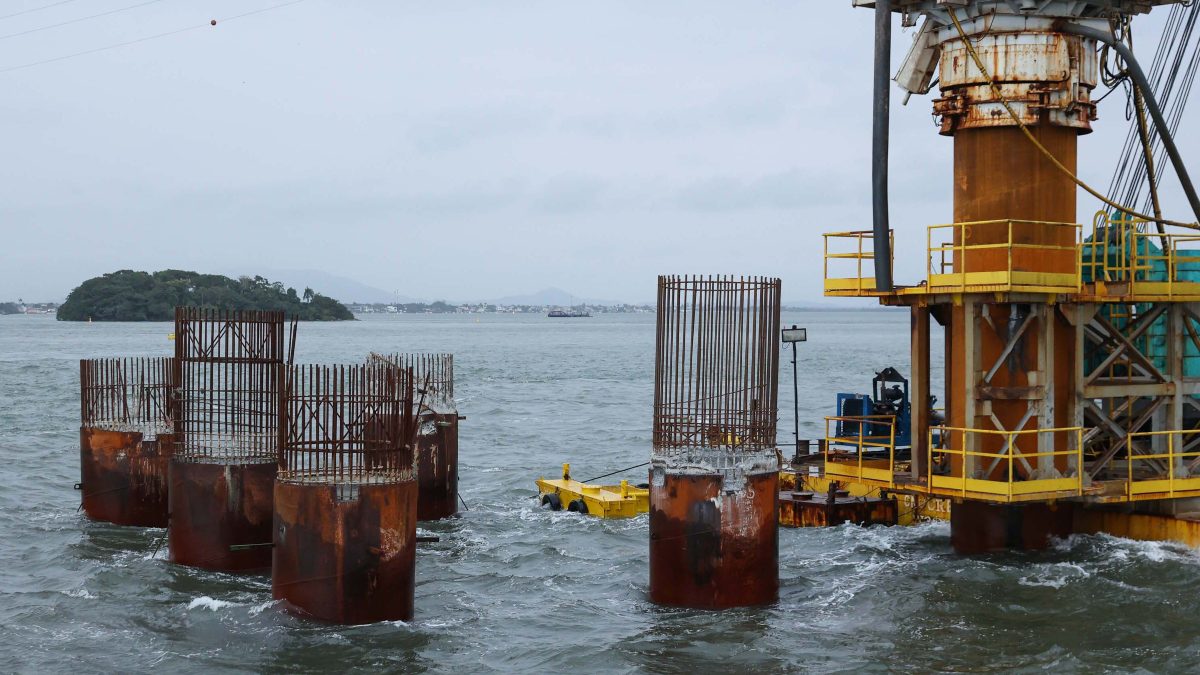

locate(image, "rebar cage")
(173, 308), (293, 463)
(653, 275), (782, 468)
(80, 357), (175, 437)
(367, 352), (455, 410)
(279, 363), (416, 485)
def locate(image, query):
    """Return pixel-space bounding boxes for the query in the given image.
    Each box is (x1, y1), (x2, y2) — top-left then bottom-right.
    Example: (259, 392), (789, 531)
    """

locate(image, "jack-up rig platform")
(821, 0), (1200, 553)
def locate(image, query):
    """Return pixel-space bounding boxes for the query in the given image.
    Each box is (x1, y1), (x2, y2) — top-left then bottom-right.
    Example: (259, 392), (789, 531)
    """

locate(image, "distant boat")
(548, 308), (591, 318)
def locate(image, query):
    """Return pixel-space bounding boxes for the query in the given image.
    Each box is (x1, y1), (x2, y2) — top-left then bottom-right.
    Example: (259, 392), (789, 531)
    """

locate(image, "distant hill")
(489, 287), (623, 306)
(57, 270), (354, 321)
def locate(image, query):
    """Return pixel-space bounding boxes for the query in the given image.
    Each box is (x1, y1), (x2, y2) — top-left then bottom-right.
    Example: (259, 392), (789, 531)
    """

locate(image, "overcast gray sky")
(0, 1), (1194, 303)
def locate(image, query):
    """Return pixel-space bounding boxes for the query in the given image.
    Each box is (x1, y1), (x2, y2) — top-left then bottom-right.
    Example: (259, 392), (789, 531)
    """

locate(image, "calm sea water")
(3, 311), (1200, 673)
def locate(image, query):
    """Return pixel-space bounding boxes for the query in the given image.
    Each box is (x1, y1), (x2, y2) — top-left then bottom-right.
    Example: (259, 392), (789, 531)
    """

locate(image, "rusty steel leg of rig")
(649, 275), (781, 609)
(925, 12), (1093, 553)
(368, 353), (460, 520)
(273, 363), (418, 624)
(79, 357), (176, 527)
(167, 308), (292, 571)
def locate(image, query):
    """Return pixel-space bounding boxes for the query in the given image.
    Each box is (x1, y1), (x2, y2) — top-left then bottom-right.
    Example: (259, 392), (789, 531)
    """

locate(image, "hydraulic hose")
(872, 0), (894, 291)
(1059, 21), (1200, 226)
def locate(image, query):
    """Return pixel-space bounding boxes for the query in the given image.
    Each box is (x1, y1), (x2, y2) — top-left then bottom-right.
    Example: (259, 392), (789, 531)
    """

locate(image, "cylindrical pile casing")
(168, 459), (276, 571)
(649, 275), (782, 608)
(368, 353), (459, 521)
(167, 308), (290, 570)
(79, 357), (175, 527)
(273, 481), (418, 623)
(415, 412), (459, 520)
(649, 470), (778, 608)
(273, 363), (417, 623)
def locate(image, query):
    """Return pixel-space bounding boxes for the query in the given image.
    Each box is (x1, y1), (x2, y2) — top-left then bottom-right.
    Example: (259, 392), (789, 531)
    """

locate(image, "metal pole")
(792, 336), (800, 459)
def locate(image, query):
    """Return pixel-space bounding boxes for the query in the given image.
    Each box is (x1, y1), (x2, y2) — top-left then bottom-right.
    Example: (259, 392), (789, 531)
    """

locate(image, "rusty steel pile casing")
(168, 308), (291, 572)
(930, 10), (1094, 552)
(370, 353), (459, 520)
(273, 363), (418, 624)
(649, 275), (781, 609)
(79, 357), (176, 527)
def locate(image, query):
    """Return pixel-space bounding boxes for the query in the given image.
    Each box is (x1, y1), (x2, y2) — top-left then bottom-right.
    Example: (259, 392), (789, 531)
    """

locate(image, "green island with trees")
(56, 270), (354, 321)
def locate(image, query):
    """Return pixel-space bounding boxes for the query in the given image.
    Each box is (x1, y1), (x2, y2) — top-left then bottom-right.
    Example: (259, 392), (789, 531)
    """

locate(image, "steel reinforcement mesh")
(653, 275), (781, 464)
(79, 357), (175, 437)
(173, 308), (291, 463)
(367, 352), (454, 409)
(279, 363), (416, 485)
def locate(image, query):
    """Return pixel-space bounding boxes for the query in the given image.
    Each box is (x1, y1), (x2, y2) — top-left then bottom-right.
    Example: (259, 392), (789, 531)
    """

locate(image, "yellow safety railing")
(928, 426), (1084, 501)
(822, 230), (893, 295)
(1082, 212), (1200, 299)
(824, 415), (897, 486)
(927, 220), (1081, 293)
(1124, 429), (1200, 498)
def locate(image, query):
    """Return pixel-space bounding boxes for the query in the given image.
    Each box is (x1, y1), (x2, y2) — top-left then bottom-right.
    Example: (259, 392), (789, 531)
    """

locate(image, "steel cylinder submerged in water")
(272, 362), (418, 624)
(167, 308), (290, 571)
(649, 275), (782, 608)
(79, 357), (176, 527)
(369, 353), (459, 521)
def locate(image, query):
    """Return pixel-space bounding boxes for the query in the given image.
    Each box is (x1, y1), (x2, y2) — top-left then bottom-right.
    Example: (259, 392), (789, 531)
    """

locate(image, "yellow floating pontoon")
(535, 463), (649, 518)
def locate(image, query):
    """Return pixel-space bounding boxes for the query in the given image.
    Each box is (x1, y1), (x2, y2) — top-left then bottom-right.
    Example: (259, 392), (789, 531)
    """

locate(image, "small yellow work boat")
(535, 464), (649, 518)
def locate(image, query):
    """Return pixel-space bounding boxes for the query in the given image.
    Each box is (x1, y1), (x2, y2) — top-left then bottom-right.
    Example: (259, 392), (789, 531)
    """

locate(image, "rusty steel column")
(168, 460), (276, 570)
(79, 357), (175, 527)
(649, 275), (781, 609)
(167, 308), (291, 571)
(369, 353), (459, 520)
(932, 12), (1095, 553)
(273, 363), (418, 624)
(415, 412), (459, 520)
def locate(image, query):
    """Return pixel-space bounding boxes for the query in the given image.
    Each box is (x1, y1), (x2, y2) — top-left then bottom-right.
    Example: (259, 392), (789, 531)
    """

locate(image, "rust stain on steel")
(168, 459), (277, 571)
(416, 412), (458, 520)
(950, 500), (1074, 554)
(273, 481), (418, 624)
(80, 429), (174, 527)
(954, 126), (1078, 226)
(777, 490), (898, 528)
(649, 471), (778, 609)
(934, 31), (1096, 134)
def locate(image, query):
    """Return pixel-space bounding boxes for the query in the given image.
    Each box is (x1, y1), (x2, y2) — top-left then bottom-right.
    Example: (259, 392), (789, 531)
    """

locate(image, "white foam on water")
(62, 588), (96, 599)
(187, 596), (239, 611)
(248, 600), (280, 616)
(1018, 562), (1091, 589)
